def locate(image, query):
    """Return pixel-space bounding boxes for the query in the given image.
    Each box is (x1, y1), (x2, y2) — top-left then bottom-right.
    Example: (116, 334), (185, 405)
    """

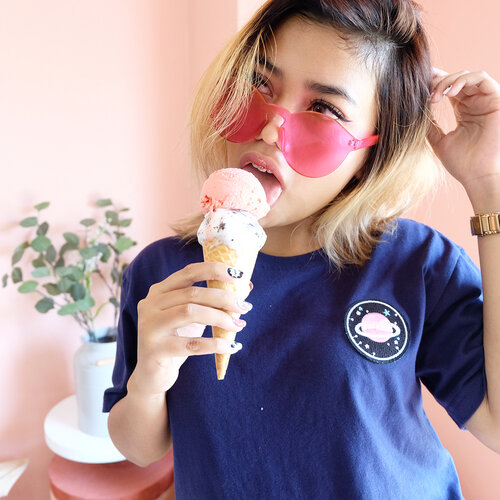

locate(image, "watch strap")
(470, 212), (500, 236)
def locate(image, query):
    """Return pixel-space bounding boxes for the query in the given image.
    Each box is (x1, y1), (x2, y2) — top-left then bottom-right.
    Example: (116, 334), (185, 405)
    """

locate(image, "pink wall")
(0, 0), (498, 498)
(0, 1), (238, 497)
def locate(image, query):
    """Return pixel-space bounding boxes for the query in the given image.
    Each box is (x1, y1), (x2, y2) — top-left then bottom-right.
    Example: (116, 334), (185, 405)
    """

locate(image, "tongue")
(242, 166), (283, 207)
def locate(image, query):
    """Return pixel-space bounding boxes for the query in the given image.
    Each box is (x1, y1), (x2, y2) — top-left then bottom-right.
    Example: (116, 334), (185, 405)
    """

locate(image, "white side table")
(44, 395), (125, 463)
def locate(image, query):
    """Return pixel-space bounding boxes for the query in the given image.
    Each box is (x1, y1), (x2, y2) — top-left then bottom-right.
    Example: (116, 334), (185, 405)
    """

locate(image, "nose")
(255, 113), (285, 148)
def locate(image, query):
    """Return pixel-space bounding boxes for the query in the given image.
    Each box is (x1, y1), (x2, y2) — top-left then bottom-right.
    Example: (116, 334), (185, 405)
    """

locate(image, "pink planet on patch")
(354, 312), (400, 343)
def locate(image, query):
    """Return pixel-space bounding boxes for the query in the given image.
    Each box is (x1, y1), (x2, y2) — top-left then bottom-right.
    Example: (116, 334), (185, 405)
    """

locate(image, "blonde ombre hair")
(172, 0), (440, 269)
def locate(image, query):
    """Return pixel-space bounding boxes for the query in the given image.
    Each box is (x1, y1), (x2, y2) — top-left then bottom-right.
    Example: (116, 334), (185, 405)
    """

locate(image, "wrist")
(126, 372), (167, 404)
(463, 174), (500, 212)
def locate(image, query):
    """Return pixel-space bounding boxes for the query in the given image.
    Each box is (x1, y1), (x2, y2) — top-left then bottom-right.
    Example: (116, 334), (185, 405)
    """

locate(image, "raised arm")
(429, 69), (500, 452)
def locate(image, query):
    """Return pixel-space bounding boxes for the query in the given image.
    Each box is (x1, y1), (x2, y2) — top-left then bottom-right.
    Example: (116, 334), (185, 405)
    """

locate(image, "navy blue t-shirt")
(104, 219), (485, 500)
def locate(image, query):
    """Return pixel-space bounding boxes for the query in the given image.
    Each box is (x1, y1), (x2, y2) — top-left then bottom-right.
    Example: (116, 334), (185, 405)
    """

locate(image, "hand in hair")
(428, 67), (500, 206)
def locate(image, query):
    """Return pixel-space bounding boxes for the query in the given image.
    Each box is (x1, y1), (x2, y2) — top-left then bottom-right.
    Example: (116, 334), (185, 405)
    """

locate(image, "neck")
(261, 220), (321, 257)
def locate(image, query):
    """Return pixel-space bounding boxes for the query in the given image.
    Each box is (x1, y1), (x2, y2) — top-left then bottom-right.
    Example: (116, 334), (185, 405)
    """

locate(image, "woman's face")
(225, 16), (379, 251)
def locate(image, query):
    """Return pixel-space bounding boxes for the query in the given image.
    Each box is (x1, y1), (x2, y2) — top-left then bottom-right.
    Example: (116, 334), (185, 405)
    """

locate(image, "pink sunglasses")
(220, 87), (379, 178)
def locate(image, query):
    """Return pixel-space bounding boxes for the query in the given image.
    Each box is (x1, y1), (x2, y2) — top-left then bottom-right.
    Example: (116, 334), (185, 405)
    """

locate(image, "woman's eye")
(251, 72), (270, 93)
(311, 100), (346, 121)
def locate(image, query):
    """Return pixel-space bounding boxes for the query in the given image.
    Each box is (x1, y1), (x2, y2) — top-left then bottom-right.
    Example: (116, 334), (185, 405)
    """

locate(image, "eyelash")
(251, 72), (348, 122)
(311, 99), (347, 121)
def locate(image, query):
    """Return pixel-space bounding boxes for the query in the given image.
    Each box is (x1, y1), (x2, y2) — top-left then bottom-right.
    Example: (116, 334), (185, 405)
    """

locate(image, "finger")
(158, 286), (253, 315)
(175, 322), (206, 339)
(431, 70), (470, 103)
(163, 335), (243, 357)
(431, 67), (448, 85)
(444, 71), (500, 100)
(165, 303), (247, 334)
(156, 261), (246, 294)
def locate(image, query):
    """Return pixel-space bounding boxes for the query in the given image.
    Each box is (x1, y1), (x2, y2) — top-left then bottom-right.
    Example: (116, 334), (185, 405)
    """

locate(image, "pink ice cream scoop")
(200, 168), (270, 220)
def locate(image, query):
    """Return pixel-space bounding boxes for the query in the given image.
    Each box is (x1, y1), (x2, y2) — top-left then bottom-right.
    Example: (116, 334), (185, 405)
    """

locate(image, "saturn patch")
(344, 300), (409, 363)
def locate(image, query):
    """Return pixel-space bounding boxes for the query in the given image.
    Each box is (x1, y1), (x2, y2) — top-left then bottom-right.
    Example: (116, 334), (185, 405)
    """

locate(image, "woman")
(105, 1), (500, 498)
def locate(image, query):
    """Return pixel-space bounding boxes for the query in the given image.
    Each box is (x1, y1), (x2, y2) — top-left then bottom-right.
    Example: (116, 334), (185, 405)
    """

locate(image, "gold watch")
(470, 212), (500, 236)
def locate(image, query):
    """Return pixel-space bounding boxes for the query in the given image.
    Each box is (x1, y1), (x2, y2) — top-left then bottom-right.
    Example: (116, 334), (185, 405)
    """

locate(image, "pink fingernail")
(233, 318), (246, 328)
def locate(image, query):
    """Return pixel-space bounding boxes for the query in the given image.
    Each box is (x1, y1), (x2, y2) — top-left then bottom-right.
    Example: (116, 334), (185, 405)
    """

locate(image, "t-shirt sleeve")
(103, 266), (139, 412)
(416, 247), (486, 430)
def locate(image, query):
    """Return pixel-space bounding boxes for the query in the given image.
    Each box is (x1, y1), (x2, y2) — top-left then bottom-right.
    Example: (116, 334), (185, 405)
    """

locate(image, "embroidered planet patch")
(344, 300), (409, 363)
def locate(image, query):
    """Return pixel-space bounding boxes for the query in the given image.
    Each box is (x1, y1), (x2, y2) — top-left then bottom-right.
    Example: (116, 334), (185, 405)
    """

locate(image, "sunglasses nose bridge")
(264, 102), (288, 127)
(255, 104), (286, 147)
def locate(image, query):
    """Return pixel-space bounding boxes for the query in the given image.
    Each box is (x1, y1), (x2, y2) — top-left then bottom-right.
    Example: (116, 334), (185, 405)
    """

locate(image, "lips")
(239, 153), (283, 208)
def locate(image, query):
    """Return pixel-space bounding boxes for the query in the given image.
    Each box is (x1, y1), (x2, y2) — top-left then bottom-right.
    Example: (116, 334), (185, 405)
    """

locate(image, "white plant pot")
(73, 327), (117, 437)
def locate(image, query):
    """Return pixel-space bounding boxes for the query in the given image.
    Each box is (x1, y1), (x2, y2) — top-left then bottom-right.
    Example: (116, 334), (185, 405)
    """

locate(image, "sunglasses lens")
(224, 92), (267, 142)
(283, 113), (350, 177)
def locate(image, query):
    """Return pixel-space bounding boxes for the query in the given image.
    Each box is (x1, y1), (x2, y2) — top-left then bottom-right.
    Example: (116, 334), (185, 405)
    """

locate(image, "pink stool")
(49, 450), (174, 500)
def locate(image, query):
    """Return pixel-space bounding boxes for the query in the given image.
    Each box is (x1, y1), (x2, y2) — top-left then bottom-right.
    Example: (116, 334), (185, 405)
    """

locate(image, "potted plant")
(3, 198), (136, 437)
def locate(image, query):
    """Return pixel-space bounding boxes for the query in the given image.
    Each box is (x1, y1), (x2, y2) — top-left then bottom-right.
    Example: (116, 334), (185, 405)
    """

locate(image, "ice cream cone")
(202, 239), (258, 380)
(197, 168), (270, 380)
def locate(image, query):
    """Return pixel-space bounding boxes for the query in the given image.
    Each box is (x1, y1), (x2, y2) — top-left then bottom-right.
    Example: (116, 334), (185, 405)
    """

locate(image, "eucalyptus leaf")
(34, 201), (50, 211)
(54, 256), (65, 269)
(55, 265), (84, 281)
(96, 198), (112, 207)
(43, 283), (61, 296)
(76, 294), (95, 312)
(63, 232), (79, 246)
(96, 243), (111, 262)
(70, 266), (84, 281)
(60, 242), (77, 256)
(80, 246), (99, 259)
(54, 266), (69, 277)
(12, 267), (23, 283)
(32, 256), (46, 268)
(20, 216), (38, 228)
(32, 266), (50, 278)
(118, 219), (132, 227)
(18, 281), (37, 293)
(105, 210), (119, 226)
(35, 297), (54, 313)
(70, 282), (86, 301)
(80, 218), (96, 227)
(2, 274), (8, 287)
(57, 277), (73, 293)
(12, 242), (29, 266)
(109, 297), (119, 308)
(31, 235), (51, 253)
(114, 236), (134, 253)
(45, 245), (57, 263)
(58, 302), (79, 316)
(37, 222), (49, 236)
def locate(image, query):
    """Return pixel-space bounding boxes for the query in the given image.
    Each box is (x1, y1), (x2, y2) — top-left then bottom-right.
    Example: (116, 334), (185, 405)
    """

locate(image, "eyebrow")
(257, 56), (358, 106)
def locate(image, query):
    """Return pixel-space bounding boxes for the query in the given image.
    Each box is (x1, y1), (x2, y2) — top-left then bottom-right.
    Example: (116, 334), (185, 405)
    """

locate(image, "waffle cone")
(202, 239), (258, 380)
